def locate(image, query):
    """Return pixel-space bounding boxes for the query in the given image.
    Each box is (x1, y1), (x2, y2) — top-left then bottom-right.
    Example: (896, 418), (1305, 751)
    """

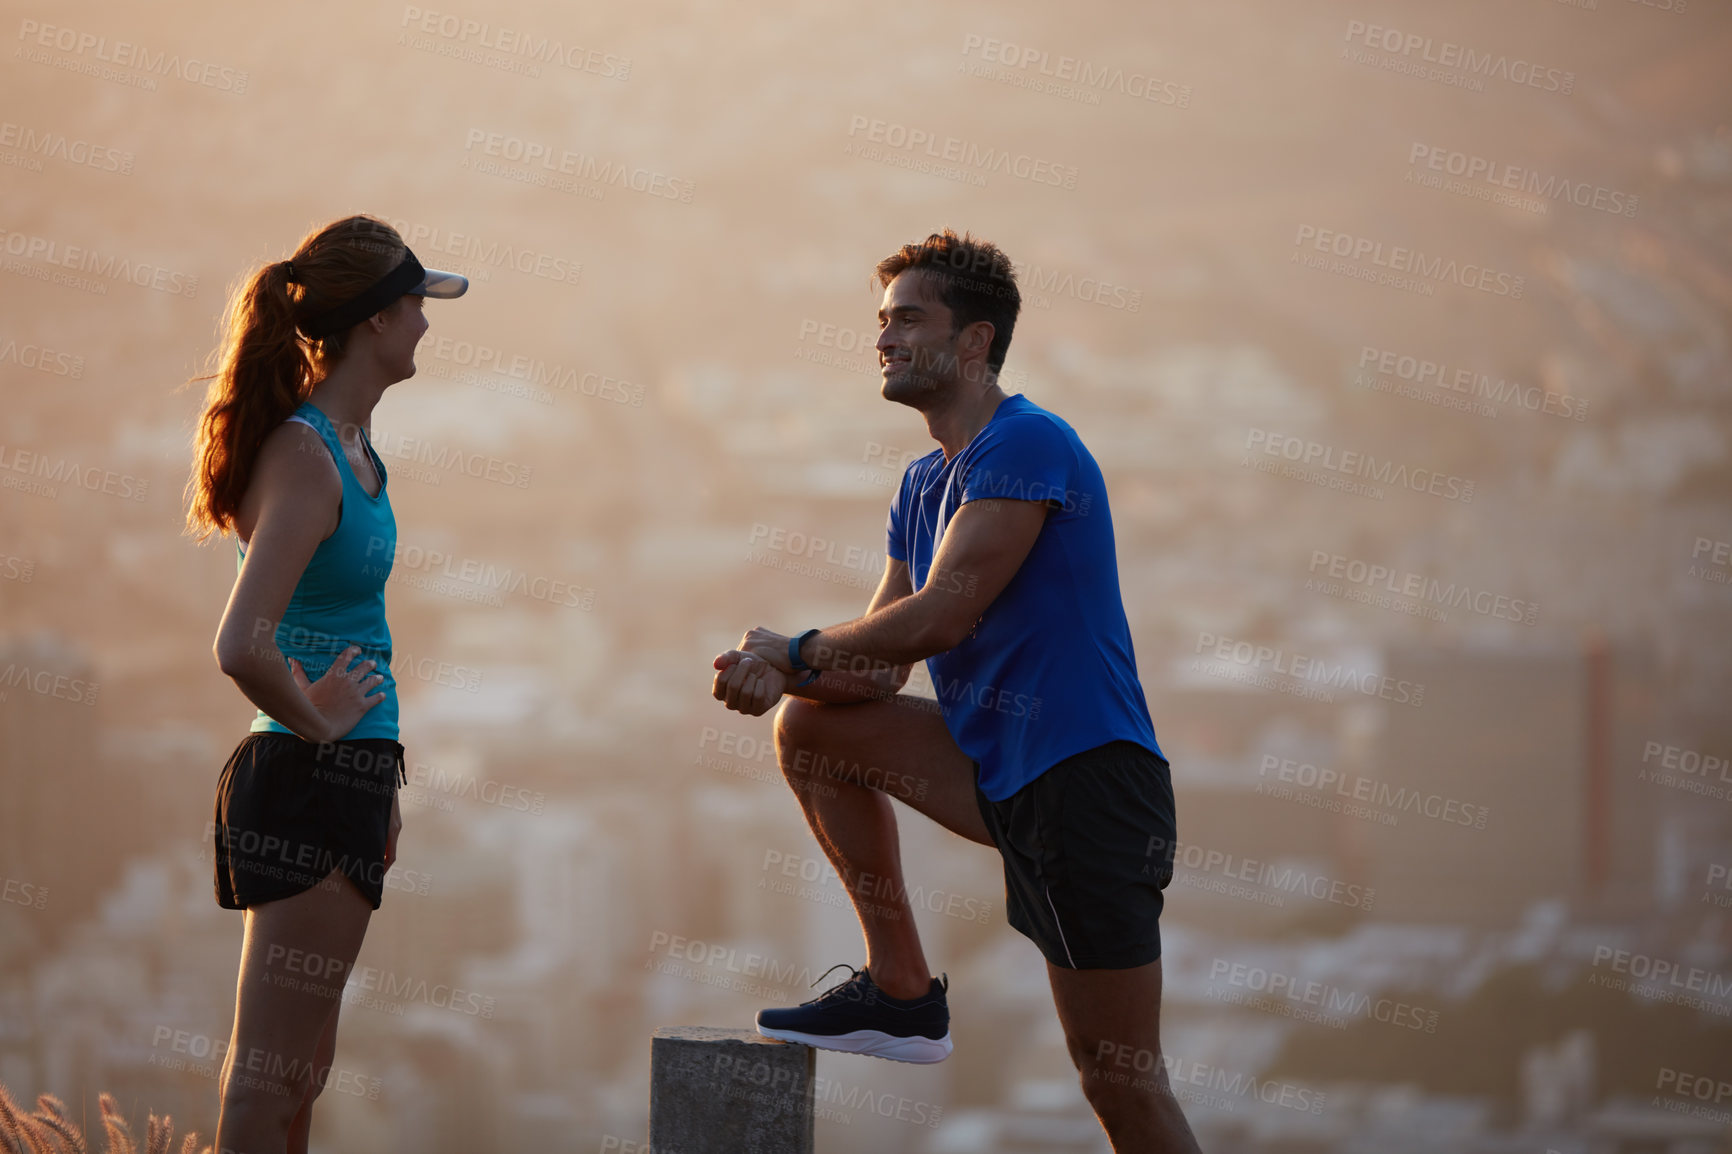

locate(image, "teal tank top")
(238, 400), (399, 741)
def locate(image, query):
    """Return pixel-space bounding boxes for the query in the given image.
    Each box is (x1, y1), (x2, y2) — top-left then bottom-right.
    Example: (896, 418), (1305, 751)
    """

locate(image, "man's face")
(875, 272), (959, 409)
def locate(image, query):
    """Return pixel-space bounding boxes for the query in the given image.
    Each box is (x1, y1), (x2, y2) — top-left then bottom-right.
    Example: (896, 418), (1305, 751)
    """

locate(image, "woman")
(184, 214), (466, 1154)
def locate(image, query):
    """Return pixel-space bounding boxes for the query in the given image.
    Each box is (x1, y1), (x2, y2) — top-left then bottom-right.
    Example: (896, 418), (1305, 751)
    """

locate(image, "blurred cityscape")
(2, 0), (1730, 1151)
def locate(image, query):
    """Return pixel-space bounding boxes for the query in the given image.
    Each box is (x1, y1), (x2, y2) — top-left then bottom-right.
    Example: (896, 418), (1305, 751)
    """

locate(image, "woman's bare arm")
(212, 421), (384, 743)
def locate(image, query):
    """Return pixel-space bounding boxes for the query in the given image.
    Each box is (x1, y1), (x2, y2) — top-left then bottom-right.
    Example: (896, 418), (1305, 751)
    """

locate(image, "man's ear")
(965, 320), (994, 358)
(961, 320), (995, 381)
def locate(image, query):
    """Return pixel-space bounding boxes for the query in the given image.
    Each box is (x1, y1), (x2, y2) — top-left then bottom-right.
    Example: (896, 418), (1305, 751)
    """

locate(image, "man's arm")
(783, 556), (917, 703)
(739, 497), (1049, 676)
(711, 555), (915, 714)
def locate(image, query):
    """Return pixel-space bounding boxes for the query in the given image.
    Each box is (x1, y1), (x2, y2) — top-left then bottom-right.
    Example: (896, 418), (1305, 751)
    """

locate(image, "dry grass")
(0, 1080), (211, 1154)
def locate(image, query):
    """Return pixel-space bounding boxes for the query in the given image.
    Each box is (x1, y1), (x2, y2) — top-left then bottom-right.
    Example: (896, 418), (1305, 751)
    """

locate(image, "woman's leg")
(217, 870), (372, 1154)
(285, 1002), (342, 1154)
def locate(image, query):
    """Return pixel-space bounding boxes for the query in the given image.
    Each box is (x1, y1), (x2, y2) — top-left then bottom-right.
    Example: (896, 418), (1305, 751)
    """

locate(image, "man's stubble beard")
(880, 344), (958, 411)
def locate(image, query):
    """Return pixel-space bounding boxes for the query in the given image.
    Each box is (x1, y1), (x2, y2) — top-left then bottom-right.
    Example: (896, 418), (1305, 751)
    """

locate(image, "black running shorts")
(974, 740), (1177, 970)
(213, 732), (406, 911)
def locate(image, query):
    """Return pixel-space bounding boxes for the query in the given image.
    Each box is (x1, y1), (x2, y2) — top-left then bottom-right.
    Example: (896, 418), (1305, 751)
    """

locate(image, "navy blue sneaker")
(756, 965), (952, 1064)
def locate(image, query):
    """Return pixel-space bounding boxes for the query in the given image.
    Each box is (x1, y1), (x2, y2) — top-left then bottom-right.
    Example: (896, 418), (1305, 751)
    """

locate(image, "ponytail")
(184, 215), (404, 541)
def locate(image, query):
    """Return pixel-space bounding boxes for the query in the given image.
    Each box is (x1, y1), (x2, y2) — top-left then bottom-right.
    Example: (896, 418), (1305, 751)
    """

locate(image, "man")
(712, 229), (1201, 1152)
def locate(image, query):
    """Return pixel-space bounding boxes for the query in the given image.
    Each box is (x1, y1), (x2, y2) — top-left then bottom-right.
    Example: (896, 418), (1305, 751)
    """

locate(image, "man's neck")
(927, 381), (1009, 460)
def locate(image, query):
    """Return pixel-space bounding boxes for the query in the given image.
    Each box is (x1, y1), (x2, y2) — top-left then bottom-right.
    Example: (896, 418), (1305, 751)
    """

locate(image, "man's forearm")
(785, 664), (907, 705)
(803, 592), (954, 673)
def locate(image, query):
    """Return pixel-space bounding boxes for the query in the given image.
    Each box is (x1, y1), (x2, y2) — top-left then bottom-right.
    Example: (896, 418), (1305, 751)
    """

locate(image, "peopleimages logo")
(1689, 537), (1730, 585)
(345, 963), (494, 1018)
(931, 671), (1042, 719)
(1356, 344), (1587, 421)
(958, 35), (1192, 108)
(1245, 429), (1476, 504)
(403, 760), (545, 815)
(1589, 945), (1732, 1014)
(845, 115), (1079, 189)
(1208, 959), (1440, 1032)
(150, 1027), (381, 1100)
(747, 523), (882, 574)
(1257, 754), (1490, 830)
(1156, 836), (1377, 909)
(1407, 142), (1637, 218)
(759, 849), (989, 924)
(1193, 630), (1424, 707)
(367, 429), (533, 488)
(420, 334), (643, 406)
(1307, 550), (1538, 625)
(383, 216), (582, 286)
(1015, 261), (1143, 311)
(711, 1054), (946, 1129)
(0, 335), (83, 378)
(1094, 1044), (1327, 1115)
(644, 931), (828, 991)
(400, 7), (630, 79)
(462, 128), (693, 202)
(1293, 225), (1524, 298)
(1638, 740), (1731, 801)
(366, 536), (597, 610)
(1341, 19), (1575, 95)
(0, 120), (133, 174)
(0, 442), (151, 502)
(0, 227), (199, 297)
(967, 467), (1092, 515)
(0, 661), (99, 706)
(1655, 1068), (1731, 1115)
(15, 19), (250, 93)
(2, 877), (48, 910)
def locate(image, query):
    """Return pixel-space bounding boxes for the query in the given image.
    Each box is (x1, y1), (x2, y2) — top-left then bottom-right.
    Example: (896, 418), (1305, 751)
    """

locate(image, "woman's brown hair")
(183, 214), (406, 541)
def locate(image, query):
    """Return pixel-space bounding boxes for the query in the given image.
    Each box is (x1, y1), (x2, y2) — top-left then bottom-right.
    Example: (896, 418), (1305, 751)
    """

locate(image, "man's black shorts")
(213, 732), (405, 911)
(974, 740), (1177, 970)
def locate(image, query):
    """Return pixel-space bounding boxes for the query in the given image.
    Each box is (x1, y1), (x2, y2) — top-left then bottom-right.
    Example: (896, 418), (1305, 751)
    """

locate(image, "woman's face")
(373, 292), (429, 382)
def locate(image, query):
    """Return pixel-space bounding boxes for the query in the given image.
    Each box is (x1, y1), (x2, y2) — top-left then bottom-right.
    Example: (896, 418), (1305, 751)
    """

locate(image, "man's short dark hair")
(875, 229), (1020, 373)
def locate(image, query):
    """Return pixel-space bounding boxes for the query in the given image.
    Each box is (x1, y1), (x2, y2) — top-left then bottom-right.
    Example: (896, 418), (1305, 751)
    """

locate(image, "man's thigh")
(776, 695), (993, 847)
(1047, 958), (1166, 1076)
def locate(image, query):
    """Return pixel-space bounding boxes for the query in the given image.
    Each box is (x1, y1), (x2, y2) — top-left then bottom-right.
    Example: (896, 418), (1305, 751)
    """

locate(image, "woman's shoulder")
(254, 416), (341, 493)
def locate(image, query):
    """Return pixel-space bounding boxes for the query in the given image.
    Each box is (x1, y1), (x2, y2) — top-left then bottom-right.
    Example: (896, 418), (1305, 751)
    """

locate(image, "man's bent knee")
(773, 696), (823, 757)
(774, 701), (851, 799)
(774, 698), (850, 772)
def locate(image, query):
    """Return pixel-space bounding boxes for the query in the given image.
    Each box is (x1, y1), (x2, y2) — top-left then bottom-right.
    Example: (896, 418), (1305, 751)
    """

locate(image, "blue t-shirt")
(887, 393), (1163, 801)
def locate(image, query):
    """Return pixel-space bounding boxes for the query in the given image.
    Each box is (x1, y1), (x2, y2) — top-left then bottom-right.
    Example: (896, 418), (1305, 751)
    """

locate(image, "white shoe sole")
(756, 1025), (953, 1064)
